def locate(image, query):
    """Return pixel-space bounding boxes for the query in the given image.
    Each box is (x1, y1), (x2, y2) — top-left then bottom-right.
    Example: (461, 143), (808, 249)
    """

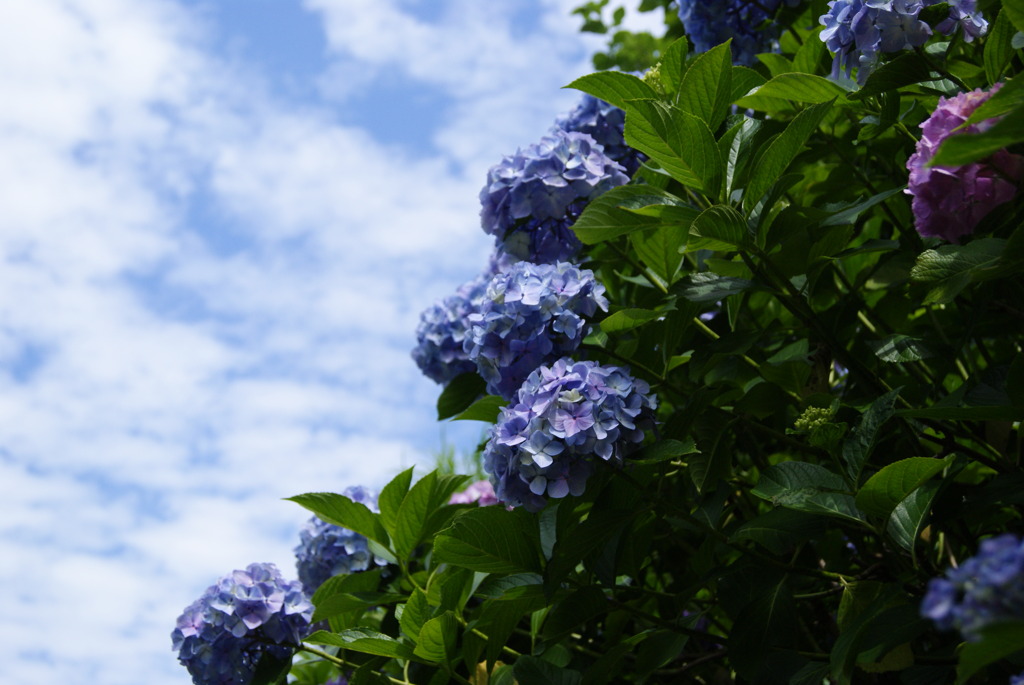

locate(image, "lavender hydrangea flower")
(294, 486), (388, 594)
(906, 84), (1023, 243)
(677, 0), (800, 66)
(554, 94), (644, 176)
(172, 562), (312, 685)
(448, 479), (499, 506)
(820, 0), (987, 84)
(482, 358), (657, 511)
(480, 129), (628, 263)
(921, 534), (1024, 641)
(465, 261), (609, 399)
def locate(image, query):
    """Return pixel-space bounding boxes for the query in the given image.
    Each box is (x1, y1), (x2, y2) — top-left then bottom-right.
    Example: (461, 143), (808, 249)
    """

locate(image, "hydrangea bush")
(176, 1), (1024, 683)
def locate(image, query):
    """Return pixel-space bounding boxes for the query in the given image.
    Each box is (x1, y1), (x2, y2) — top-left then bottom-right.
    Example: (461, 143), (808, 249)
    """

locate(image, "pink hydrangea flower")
(449, 479), (499, 506)
(906, 83), (1023, 243)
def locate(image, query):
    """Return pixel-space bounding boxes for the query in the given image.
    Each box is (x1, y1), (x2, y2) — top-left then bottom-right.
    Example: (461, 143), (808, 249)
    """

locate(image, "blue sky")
(0, 1), (662, 682)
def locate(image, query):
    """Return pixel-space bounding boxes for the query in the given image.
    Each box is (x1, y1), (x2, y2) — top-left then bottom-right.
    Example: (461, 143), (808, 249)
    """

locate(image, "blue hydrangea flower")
(465, 261), (609, 399)
(172, 562), (312, 685)
(294, 486), (388, 594)
(480, 129), (628, 263)
(482, 358), (657, 511)
(676, 0), (800, 66)
(554, 94), (644, 176)
(820, 0), (987, 84)
(921, 534), (1024, 641)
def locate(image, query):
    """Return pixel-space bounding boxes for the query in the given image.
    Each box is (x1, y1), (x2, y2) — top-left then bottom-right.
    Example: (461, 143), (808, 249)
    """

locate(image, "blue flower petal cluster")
(554, 95), (643, 176)
(480, 129), (628, 264)
(483, 358), (657, 512)
(466, 261), (609, 399)
(294, 486), (388, 593)
(921, 534), (1024, 641)
(676, 0), (799, 66)
(820, 0), (987, 84)
(412, 271), (492, 386)
(172, 562), (312, 685)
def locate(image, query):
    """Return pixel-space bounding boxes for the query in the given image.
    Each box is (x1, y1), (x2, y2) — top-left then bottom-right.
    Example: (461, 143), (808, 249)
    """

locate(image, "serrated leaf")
(413, 611), (460, 663)
(688, 204), (748, 251)
(855, 456), (952, 519)
(731, 508), (827, 554)
(736, 73), (850, 110)
(677, 41), (733, 131)
(729, 574), (798, 681)
(886, 480), (941, 554)
(841, 389), (901, 485)
(819, 187), (905, 227)
(985, 9), (1016, 84)
(676, 272), (754, 302)
(400, 589), (430, 641)
(571, 184), (698, 244)
(288, 492), (389, 547)
(969, 73), (1024, 124)
(1003, 0), (1024, 34)
(956, 621), (1024, 683)
(305, 628), (419, 661)
(658, 36), (689, 95)
(437, 372), (486, 420)
(731, 65), (767, 101)
(250, 647), (292, 685)
(600, 308), (664, 333)
(743, 100), (832, 212)
(868, 335), (934, 363)
(930, 106), (1024, 166)
(752, 461), (866, 523)
(849, 52), (933, 100)
(433, 506), (542, 574)
(565, 71), (658, 110)
(378, 467), (414, 537)
(910, 238), (1007, 303)
(453, 394), (506, 422)
(631, 223), (687, 282)
(623, 99), (722, 196)
(312, 592), (406, 624)
(513, 656), (583, 685)
(629, 438), (699, 465)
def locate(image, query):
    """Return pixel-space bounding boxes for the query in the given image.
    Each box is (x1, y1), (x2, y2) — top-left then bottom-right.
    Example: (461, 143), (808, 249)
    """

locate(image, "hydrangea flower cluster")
(554, 94), (643, 176)
(294, 486), (388, 594)
(412, 271), (492, 386)
(820, 0), (988, 84)
(465, 261), (609, 399)
(676, 0), (800, 66)
(172, 562), (312, 685)
(482, 358), (657, 512)
(920, 534), (1024, 641)
(906, 84), (1023, 243)
(448, 479), (499, 506)
(480, 129), (628, 263)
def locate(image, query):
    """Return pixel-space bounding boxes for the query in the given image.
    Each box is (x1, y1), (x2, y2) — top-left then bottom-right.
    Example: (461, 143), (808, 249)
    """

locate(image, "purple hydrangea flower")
(483, 358), (657, 511)
(921, 533), (1024, 641)
(906, 84), (1023, 243)
(172, 562), (312, 685)
(554, 95), (644, 176)
(465, 261), (609, 399)
(820, 0), (987, 84)
(677, 0), (800, 66)
(294, 486), (388, 594)
(448, 479), (499, 506)
(480, 129), (628, 263)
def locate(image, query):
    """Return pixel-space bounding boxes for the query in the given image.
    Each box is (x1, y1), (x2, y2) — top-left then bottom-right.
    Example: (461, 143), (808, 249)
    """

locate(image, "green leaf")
(288, 492), (390, 547)
(629, 438), (699, 465)
(437, 372), (486, 420)
(957, 621), (1024, 683)
(542, 585), (609, 642)
(731, 508), (827, 554)
(675, 272), (754, 302)
(896, 405), (1024, 421)
(831, 603), (925, 685)
(413, 611), (460, 663)
(730, 66), (767, 101)
(743, 100), (832, 212)
(565, 71), (658, 110)
(855, 456), (952, 519)
(600, 308), (664, 333)
(729, 574), (798, 681)
(513, 656), (583, 685)
(677, 41), (733, 131)
(1003, 0), (1024, 34)
(841, 388), (901, 485)
(968, 74), (1024, 123)
(735, 73), (850, 110)
(250, 647), (292, 685)
(658, 36), (689, 95)
(631, 223), (688, 282)
(752, 461), (865, 523)
(453, 395), (506, 422)
(985, 9), (1016, 83)
(313, 592), (406, 623)
(868, 335), (934, 363)
(623, 99), (722, 196)
(305, 628), (419, 661)
(886, 480), (941, 554)
(687, 204), (748, 251)
(930, 106), (1024, 166)
(433, 506), (542, 574)
(400, 589), (430, 641)
(571, 184), (698, 245)
(393, 471), (439, 558)
(818, 187), (905, 227)
(910, 238), (1007, 304)
(849, 52), (933, 101)
(378, 467), (414, 537)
